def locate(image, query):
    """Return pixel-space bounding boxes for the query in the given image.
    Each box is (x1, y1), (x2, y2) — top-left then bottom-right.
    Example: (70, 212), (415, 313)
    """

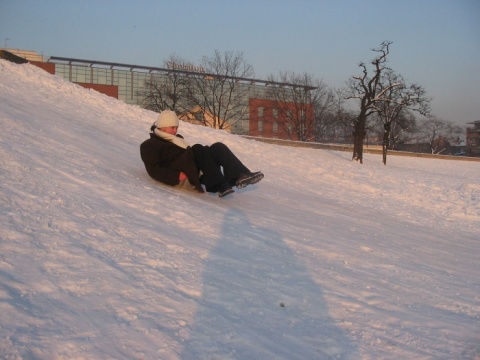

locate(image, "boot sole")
(236, 172), (264, 189)
(218, 188), (235, 198)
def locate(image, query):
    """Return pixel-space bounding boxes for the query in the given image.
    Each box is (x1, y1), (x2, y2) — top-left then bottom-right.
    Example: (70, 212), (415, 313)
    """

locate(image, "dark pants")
(191, 142), (250, 192)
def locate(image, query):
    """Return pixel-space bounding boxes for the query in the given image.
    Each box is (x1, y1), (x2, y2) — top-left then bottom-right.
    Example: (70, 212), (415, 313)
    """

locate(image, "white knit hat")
(156, 110), (179, 128)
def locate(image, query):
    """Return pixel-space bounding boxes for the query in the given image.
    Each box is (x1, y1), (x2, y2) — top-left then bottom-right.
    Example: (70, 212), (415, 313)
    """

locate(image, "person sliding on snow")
(140, 110), (264, 197)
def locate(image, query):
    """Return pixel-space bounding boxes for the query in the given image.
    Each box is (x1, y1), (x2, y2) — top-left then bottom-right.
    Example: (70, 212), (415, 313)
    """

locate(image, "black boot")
(217, 183), (235, 198)
(235, 171), (264, 189)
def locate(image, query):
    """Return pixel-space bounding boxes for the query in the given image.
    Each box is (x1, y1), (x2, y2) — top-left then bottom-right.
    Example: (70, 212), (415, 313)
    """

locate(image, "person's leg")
(209, 142), (264, 188)
(192, 143), (263, 194)
(191, 144), (230, 193)
(208, 142), (250, 184)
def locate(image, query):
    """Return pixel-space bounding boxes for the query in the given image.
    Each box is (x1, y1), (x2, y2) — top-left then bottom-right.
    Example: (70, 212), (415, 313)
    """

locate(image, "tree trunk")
(382, 139), (388, 165)
(382, 124), (390, 165)
(352, 114), (366, 163)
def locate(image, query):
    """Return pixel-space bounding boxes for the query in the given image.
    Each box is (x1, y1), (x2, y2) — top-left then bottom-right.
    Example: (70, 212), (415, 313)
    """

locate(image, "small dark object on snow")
(279, 302), (285, 308)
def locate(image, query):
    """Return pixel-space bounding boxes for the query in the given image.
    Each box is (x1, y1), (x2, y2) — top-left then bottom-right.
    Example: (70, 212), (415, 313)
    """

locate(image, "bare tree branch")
(186, 50), (254, 130)
(345, 41), (393, 163)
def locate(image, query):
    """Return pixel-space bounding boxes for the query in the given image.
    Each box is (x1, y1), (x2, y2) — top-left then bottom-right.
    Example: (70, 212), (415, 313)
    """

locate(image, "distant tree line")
(139, 44), (466, 165)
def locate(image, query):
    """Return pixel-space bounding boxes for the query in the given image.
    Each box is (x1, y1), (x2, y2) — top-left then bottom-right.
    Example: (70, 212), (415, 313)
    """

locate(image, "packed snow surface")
(0, 60), (479, 359)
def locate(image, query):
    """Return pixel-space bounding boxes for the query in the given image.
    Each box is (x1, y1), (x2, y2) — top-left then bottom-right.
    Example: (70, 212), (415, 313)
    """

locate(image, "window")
(258, 106), (264, 117)
(273, 108), (278, 118)
(258, 120), (264, 132)
(273, 121), (278, 133)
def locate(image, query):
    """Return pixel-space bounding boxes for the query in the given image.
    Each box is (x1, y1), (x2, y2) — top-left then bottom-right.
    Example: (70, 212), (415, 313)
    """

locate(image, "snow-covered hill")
(1, 60), (479, 359)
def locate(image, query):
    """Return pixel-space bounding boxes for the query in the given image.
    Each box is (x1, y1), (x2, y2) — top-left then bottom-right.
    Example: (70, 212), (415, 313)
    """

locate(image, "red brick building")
(249, 98), (315, 141)
(466, 120), (480, 157)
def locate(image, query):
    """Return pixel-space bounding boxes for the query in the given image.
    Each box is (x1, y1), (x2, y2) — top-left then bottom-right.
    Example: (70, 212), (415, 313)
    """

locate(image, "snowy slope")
(0, 60), (479, 360)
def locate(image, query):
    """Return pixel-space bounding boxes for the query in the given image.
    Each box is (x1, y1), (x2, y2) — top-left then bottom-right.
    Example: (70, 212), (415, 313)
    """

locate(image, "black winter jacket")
(140, 133), (204, 193)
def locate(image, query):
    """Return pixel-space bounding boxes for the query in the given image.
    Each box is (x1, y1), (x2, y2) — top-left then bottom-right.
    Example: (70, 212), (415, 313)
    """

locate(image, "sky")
(1, 59), (480, 359)
(1, 0), (479, 126)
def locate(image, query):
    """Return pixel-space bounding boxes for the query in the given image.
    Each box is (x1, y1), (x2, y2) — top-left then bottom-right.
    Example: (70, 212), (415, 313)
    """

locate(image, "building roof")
(48, 56), (318, 91)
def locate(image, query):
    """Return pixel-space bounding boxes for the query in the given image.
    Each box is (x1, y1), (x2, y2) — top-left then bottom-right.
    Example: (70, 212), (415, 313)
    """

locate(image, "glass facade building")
(49, 57), (302, 136)
(54, 61), (154, 105)
(50, 57), (279, 135)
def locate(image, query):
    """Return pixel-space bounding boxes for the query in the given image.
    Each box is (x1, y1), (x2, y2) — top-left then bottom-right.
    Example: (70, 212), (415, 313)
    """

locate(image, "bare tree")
(415, 116), (464, 154)
(313, 87), (336, 142)
(267, 71), (329, 142)
(371, 111), (417, 150)
(139, 55), (191, 113)
(346, 41), (393, 163)
(373, 70), (430, 164)
(185, 50), (254, 130)
(388, 110), (417, 149)
(316, 88), (357, 143)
